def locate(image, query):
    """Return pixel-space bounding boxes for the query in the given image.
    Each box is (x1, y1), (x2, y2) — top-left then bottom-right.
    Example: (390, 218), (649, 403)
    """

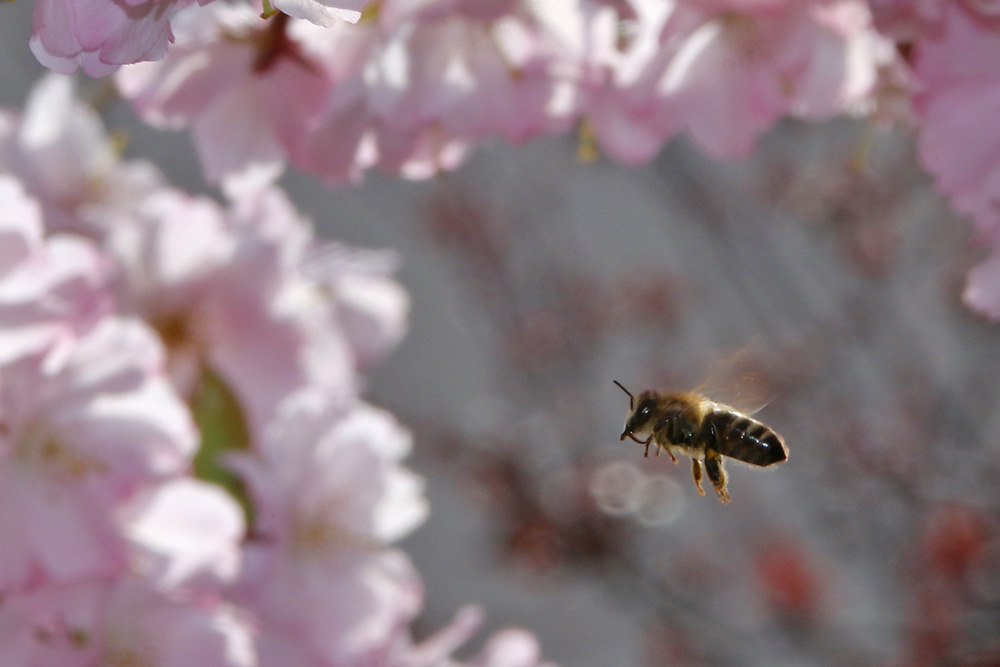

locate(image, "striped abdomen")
(702, 409), (787, 467)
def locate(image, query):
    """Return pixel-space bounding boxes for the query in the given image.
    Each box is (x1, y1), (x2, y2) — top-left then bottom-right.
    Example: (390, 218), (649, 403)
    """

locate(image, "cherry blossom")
(295, 0), (575, 181)
(911, 3), (1000, 317)
(301, 242), (409, 371)
(0, 176), (110, 365)
(29, 0), (199, 77)
(0, 316), (196, 592)
(104, 185), (364, 441)
(0, 73), (167, 239)
(27, 0), (374, 77)
(229, 390), (427, 664)
(0, 577), (255, 666)
(123, 478), (245, 591)
(655, 0), (890, 159)
(272, 0), (370, 27)
(116, 6), (335, 186)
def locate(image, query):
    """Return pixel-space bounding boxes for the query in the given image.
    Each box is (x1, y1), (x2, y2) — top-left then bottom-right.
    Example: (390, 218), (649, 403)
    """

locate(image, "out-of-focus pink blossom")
(28, 0), (371, 77)
(913, 3), (1000, 235)
(99, 184), (378, 442)
(660, 0), (889, 159)
(118, 3), (574, 184)
(0, 176), (110, 365)
(123, 478), (245, 591)
(117, 6), (334, 186)
(272, 0), (370, 27)
(964, 242), (1000, 319)
(0, 578), (256, 666)
(230, 390), (427, 664)
(911, 3), (1000, 317)
(0, 74), (167, 239)
(471, 628), (557, 667)
(302, 243), (409, 371)
(290, 0), (576, 182)
(401, 605), (556, 667)
(541, 0), (679, 165)
(0, 316), (196, 592)
(29, 0), (199, 77)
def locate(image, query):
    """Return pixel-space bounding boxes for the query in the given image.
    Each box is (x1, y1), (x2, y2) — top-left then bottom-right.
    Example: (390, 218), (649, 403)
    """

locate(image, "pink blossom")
(116, 6), (334, 186)
(230, 390), (427, 663)
(541, 0), (679, 165)
(123, 478), (245, 591)
(301, 243), (409, 371)
(964, 241), (1000, 319)
(272, 0), (371, 27)
(0, 578), (255, 666)
(97, 184), (364, 442)
(0, 175), (110, 366)
(294, 1), (573, 182)
(0, 316), (196, 591)
(203, 187), (359, 438)
(117, 3), (573, 184)
(913, 3), (1000, 235)
(0, 74), (168, 239)
(471, 628), (557, 667)
(660, 0), (889, 159)
(910, 3), (1000, 317)
(28, 0), (370, 77)
(399, 606), (557, 667)
(29, 0), (199, 77)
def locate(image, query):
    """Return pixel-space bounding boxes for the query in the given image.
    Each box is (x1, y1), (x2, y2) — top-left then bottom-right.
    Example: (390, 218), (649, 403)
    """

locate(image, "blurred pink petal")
(914, 3), (1000, 234)
(0, 176), (110, 366)
(911, 3), (1000, 317)
(963, 242), (1000, 319)
(0, 74), (168, 239)
(303, 243), (409, 371)
(117, 5), (332, 185)
(272, 0), (370, 27)
(30, 0), (196, 76)
(231, 390), (428, 662)
(0, 578), (256, 666)
(662, 0), (887, 159)
(404, 605), (484, 666)
(0, 317), (196, 591)
(473, 628), (556, 667)
(124, 479), (244, 591)
(101, 578), (256, 667)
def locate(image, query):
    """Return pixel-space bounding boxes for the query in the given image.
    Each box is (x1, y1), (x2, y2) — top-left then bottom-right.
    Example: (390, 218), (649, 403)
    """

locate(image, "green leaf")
(190, 366), (255, 530)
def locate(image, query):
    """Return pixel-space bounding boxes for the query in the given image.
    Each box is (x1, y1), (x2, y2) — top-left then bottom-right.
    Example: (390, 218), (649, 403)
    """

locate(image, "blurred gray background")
(4, 5), (1000, 665)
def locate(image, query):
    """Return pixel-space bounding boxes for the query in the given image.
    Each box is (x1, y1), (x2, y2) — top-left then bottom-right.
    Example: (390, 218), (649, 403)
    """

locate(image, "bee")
(614, 380), (787, 503)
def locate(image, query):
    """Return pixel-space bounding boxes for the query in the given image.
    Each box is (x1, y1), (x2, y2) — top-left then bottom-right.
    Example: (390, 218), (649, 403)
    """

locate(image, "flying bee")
(613, 381), (787, 504)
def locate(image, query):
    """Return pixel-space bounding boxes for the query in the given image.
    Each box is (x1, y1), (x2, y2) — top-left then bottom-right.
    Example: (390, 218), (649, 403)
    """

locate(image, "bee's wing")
(692, 344), (772, 416)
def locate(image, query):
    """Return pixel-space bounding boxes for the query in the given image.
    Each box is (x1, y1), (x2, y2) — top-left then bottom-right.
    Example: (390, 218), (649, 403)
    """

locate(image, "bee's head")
(614, 381), (660, 444)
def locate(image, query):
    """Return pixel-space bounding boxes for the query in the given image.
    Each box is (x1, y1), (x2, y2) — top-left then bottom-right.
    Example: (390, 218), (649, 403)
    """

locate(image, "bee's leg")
(652, 419), (677, 463)
(639, 437), (652, 458)
(704, 451), (731, 504)
(691, 459), (705, 496)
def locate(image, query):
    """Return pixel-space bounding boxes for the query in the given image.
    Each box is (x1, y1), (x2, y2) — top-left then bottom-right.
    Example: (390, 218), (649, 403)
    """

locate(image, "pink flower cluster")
(20, 1), (1000, 318)
(0, 74), (553, 666)
(29, 0), (373, 78)
(113, 0), (892, 185)
(894, 1), (1000, 319)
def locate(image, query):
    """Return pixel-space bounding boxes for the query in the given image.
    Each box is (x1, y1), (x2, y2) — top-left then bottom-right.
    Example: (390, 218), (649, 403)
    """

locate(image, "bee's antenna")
(613, 380), (634, 409)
